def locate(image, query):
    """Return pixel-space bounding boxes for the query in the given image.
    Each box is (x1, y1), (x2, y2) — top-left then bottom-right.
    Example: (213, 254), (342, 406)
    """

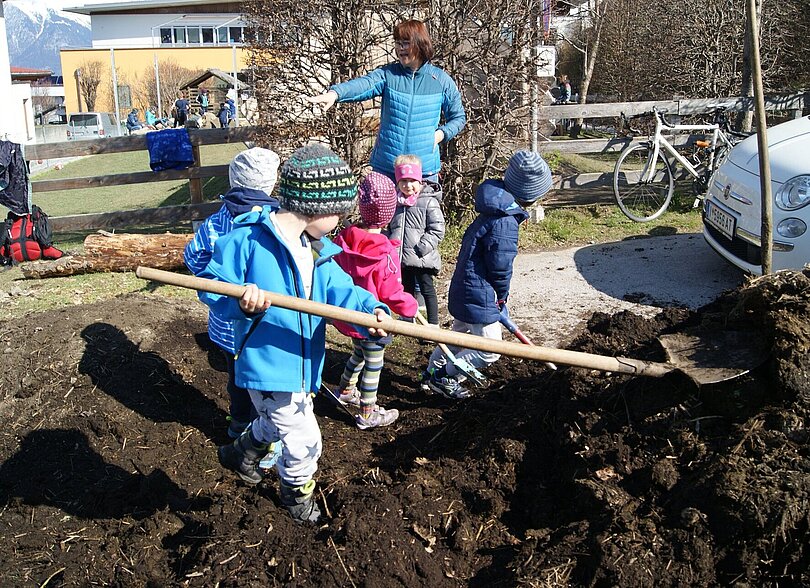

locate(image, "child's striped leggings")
(339, 338), (386, 407)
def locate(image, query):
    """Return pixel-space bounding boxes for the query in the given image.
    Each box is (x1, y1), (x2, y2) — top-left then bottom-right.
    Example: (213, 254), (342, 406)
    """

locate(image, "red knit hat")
(358, 171), (397, 228)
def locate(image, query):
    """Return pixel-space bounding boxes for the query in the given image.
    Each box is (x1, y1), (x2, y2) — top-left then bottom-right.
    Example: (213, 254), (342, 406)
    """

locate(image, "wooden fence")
(25, 127), (253, 233)
(23, 92), (808, 233)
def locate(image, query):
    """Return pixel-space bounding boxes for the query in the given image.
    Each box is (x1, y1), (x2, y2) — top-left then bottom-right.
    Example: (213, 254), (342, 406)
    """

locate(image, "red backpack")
(0, 205), (64, 264)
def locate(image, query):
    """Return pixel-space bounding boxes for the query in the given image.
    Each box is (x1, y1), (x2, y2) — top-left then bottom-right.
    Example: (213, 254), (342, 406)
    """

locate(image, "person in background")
(173, 94), (189, 128)
(423, 150), (553, 399)
(307, 19), (466, 182)
(218, 102), (230, 128)
(126, 109), (150, 134)
(145, 106), (168, 129)
(555, 74), (572, 104)
(198, 144), (391, 523)
(184, 147), (281, 444)
(197, 88), (210, 115)
(226, 96), (237, 125)
(384, 154), (444, 326)
(332, 172), (418, 429)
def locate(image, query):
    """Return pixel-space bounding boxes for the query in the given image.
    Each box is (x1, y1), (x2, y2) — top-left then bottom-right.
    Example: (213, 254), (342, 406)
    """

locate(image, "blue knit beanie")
(503, 150), (553, 204)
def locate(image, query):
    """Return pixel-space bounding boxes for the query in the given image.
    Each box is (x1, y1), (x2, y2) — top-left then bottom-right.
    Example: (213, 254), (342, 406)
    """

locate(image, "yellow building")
(61, 0), (249, 119)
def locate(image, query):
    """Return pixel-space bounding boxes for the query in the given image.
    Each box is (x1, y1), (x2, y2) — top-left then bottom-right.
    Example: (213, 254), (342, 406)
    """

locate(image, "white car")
(703, 115), (810, 274)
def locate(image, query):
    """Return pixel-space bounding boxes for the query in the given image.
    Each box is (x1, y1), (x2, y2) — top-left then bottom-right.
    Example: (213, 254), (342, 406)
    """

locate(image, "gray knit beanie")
(276, 144), (357, 216)
(229, 147), (280, 194)
(503, 150), (553, 204)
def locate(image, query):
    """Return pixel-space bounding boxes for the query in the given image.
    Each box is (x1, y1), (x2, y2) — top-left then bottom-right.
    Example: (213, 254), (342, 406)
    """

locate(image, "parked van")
(66, 113), (121, 140)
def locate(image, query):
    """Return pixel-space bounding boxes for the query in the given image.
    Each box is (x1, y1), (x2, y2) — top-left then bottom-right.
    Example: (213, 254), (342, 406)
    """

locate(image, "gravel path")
(488, 232), (745, 348)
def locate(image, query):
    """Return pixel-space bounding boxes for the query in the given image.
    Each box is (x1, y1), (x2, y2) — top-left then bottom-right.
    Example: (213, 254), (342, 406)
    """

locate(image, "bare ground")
(0, 268), (808, 587)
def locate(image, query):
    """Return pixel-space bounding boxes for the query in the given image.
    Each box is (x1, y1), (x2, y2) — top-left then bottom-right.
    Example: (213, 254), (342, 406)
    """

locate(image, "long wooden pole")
(135, 266), (675, 378)
(747, 0), (772, 274)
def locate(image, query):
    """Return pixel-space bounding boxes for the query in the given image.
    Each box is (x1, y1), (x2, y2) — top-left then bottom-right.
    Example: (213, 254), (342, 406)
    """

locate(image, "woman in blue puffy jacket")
(308, 20), (466, 181)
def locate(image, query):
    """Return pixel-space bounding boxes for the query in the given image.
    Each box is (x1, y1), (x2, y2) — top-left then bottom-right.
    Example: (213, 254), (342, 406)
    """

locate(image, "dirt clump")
(0, 270), (808, 587)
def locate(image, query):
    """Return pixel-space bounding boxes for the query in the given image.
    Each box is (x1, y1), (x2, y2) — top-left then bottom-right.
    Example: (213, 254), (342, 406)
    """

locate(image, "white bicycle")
(613, 108), (746, 222)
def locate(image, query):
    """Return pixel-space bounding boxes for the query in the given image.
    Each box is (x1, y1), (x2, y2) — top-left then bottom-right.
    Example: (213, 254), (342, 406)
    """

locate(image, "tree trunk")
(737, 0), (763, 132)
(20, 232), (193, 279)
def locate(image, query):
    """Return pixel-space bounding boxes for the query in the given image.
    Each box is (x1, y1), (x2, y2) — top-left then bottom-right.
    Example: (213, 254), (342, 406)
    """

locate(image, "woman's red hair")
(393, 20), (434, 63)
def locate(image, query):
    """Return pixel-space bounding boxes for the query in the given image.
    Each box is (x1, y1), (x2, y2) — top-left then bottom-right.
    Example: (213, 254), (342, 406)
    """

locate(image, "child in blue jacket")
(198, 144), (390, 523)
(184, 147), (280, 440)
(424, 150), (552, 399)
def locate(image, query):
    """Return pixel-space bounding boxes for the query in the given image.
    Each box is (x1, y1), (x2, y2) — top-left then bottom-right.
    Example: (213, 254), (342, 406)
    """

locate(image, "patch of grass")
(440, 201), (704, 255)
(558, 152), (617, 174)
(33, 143), (244, 217)
(0, 267), (197, 318)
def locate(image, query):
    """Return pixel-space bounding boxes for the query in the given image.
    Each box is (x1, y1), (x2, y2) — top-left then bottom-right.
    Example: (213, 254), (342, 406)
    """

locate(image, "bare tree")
(128, 59), (200, 119)
(30, 83), (61, 124)
(77, 60), (103, 112)
(245, 0), (550, 215)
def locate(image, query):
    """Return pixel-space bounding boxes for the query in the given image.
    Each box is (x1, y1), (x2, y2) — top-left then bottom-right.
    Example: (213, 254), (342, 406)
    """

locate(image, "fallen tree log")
(20, 231), (193, 279)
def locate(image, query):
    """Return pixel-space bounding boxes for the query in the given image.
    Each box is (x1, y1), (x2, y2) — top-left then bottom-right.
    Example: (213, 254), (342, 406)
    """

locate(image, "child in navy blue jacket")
(198, 144), (390, 523)
(424, 150), (552, 399)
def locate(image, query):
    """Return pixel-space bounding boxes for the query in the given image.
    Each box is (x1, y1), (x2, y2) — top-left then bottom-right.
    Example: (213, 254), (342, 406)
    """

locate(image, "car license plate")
(706, 201), (736, 240)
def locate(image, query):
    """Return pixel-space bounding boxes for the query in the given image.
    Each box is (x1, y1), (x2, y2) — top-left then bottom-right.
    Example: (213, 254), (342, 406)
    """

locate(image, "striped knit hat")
(503, 150), (553, 204)
(358, 172), (397, 228)
(276, 144), (357, 216)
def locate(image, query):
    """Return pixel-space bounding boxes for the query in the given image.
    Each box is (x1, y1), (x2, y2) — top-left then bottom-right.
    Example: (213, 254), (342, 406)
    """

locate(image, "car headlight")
(775, 175), (810, 211)
(776, 218), (807, 239)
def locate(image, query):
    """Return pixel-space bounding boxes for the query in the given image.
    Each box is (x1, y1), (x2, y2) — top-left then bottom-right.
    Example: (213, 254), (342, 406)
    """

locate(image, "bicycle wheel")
(613, 144), (674, 222)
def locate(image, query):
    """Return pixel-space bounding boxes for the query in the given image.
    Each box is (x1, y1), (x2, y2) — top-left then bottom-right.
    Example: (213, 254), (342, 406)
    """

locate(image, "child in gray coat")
(384, 154), (445, 326)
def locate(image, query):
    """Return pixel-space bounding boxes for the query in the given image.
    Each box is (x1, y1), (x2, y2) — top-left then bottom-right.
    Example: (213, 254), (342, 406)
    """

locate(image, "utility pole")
(0, 0), (20, 141)
(747, 0), (772, 274)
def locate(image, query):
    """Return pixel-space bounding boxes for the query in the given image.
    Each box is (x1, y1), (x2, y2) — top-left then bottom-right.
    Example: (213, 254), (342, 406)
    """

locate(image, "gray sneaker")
(427, 373), (471, 400)
(338, 388), (361, 406)
(355, 405), (399, 429)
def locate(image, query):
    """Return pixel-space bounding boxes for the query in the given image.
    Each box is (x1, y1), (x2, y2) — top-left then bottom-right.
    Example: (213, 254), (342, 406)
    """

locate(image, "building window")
(158, 24), (243, 47)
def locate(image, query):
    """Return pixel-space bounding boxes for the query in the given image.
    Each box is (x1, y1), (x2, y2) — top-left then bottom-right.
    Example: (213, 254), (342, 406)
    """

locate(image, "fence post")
(189, 144), (203, 204)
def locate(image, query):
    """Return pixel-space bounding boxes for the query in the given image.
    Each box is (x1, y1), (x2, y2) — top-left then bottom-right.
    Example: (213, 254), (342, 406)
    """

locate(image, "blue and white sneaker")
(427, 373), (471, 400)
(259, 441), (283, 474)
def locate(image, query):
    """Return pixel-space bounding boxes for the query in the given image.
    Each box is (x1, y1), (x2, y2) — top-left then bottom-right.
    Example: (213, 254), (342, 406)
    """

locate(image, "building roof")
(11, 67), (54, 82)
(11, 67), (54, 75)
(65, 0), (240, 16)
(181, 68), (249, 91)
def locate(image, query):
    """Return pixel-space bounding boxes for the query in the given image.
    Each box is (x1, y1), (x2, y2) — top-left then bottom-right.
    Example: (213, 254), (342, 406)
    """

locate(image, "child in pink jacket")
(333, 172), (418, 429)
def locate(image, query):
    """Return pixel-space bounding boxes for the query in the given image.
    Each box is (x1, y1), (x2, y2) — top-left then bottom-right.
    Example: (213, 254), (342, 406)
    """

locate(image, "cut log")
(20, 231), (193, 279)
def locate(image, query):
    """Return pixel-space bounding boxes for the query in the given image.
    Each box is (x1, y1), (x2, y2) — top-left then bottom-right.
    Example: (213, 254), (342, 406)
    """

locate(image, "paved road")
(503, 232), (745, 348)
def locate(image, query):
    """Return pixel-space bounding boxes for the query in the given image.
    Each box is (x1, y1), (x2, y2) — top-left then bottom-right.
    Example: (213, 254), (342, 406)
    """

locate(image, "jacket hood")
(474, 179), (529, 222)
(421, 180), (442, 202)
(222, 186), (280, 217)
(333, 226), (400, 278)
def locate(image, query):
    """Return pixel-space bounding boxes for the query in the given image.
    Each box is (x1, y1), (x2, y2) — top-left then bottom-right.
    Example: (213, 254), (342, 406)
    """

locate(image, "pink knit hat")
(394, 161), (422, 183)
(358, 171), (397, 228)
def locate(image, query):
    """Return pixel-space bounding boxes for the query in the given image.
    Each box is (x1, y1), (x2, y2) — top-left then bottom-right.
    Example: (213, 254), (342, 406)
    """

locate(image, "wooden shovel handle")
(136, 266), (675, 378)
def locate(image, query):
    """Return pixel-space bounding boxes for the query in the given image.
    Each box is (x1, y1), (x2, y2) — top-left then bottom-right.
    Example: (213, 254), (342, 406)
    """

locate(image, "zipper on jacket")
(404, 67), (416, 153)
(283, 247), (307, 392)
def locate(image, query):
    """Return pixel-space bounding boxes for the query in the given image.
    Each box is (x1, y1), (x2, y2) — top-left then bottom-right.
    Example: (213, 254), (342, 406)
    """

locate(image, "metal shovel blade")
(658, 330), (769, 385)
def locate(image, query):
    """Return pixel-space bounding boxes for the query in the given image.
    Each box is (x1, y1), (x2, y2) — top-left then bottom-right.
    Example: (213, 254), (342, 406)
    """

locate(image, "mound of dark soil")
(0, 270), (808, 587)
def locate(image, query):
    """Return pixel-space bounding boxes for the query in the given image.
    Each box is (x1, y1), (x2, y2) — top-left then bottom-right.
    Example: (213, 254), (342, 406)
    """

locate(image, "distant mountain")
(5, 1), (91, 76)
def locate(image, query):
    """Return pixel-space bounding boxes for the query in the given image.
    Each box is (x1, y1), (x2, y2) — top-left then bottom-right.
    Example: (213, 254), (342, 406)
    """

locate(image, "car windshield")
(69, 115), (99, 127)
